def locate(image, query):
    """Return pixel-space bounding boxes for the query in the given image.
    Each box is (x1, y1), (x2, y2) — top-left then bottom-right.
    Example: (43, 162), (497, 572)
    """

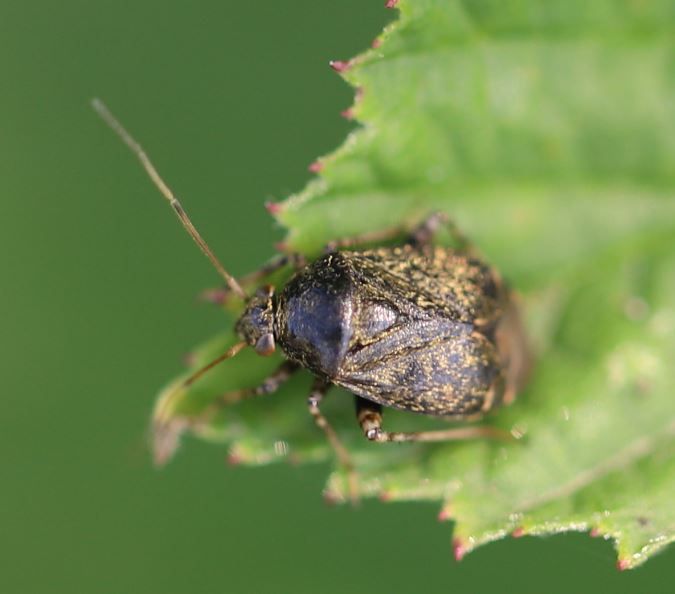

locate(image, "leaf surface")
(152, 0), (675, 569)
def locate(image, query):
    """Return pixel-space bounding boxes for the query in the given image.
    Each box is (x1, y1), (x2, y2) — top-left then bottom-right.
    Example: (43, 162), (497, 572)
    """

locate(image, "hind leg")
(355, 396), (512, 443)
(406, 211), (478, 254)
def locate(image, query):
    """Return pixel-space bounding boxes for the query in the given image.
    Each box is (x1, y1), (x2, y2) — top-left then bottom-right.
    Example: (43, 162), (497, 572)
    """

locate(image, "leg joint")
(257, 380), (277, 395)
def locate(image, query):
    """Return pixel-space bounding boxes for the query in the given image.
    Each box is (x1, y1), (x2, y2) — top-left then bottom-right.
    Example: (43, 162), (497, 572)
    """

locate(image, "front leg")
(201, 253), (306, 304)
(195, 361), (300, 420)
(154, 359), (300, 465)
(355, 396), (511, 443)
(216, 360), (300, 405)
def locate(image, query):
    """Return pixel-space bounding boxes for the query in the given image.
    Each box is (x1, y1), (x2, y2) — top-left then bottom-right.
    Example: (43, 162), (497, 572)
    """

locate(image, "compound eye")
(255, 333), (276, 356)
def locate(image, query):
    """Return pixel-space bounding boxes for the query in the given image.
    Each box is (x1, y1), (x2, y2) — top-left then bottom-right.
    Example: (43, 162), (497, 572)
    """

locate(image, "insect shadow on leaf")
(93, 99), (530, 502)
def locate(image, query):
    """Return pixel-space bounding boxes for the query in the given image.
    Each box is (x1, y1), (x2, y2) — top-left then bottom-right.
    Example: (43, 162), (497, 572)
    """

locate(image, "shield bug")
(93, 100), (530, 499)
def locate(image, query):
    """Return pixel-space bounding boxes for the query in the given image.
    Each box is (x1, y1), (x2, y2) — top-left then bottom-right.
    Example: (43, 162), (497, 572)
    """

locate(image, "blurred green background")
(1, 1), (673, 592)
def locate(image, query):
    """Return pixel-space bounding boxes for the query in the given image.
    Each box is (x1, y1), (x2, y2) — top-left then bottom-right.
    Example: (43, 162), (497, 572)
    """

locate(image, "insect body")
(236, 227), (526, 449)
(93, 100), (528, 498)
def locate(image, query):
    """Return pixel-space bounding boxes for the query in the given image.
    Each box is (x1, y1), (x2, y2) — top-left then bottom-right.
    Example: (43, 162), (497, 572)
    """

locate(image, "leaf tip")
(322, 489), (344, 506)
(452, 537), (466, 562)
(329, 60), (352, 74)
(151, 379), (194, 466)
(616, 558), (631, 572)
(227, 450), (244, 466)
(378, 490), (393, 502)
(264, 200), (284, 216)
(437, 505), (452, 522)
(308, 160), (323, 173)
(151, 416), (189, 467)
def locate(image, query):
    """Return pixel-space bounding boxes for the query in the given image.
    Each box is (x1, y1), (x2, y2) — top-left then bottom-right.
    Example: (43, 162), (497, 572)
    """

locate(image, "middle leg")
(307, 379), (358, 502)
(217, 360), (300, 405)
(197, 360), (300, 420)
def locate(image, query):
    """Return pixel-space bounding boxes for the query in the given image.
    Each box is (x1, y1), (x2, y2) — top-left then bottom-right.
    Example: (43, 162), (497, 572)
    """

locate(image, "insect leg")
(208, 360), (300, 407)
(156, 361), (299, 466)
(307, 379), (358, 502)
(323, 226), (406, 252)
(494, 301), (531, 405)
(323, 212), (472, 252)
(355, 396), (512, 443)
(407, 211), (476, 253)
(200, 254), (306, 305)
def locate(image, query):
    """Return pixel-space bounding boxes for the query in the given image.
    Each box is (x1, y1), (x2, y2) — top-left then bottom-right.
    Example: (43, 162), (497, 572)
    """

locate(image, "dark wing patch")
(335, 320), (499, 417)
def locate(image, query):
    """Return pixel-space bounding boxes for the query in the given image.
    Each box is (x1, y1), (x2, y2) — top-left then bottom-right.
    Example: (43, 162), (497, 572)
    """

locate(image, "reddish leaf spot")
(371, 38), (382, 49)
(437, 508), (451, 522)
(264, 200), (283, 215)
(329, 60), (352, 73)
(385, 0), (399, 8)
(452, 538), (466, 562)
(379, 490), (393, 502)
(227, 452), (243, 466)
(340, 107), (354, 120)
(616, 558), (630, 572)
(511, 527), (525, 538)
(308, 160), (323, 173)
(589, 527), (602, 538)
(323, 490), (341, 506)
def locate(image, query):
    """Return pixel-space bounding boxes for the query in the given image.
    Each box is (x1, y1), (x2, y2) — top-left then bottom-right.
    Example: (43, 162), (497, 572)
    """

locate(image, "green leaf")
(152, 0), (675, 569)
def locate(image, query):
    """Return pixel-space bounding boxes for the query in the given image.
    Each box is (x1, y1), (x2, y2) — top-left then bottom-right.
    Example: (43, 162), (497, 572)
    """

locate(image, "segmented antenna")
(91, 98), (247, 300)
(181, 341), (247, 389)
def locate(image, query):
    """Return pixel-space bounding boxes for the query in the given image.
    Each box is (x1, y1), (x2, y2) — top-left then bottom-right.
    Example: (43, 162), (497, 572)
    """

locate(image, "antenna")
(181, 341), (248, 389)
(91, 98), (247, 300)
